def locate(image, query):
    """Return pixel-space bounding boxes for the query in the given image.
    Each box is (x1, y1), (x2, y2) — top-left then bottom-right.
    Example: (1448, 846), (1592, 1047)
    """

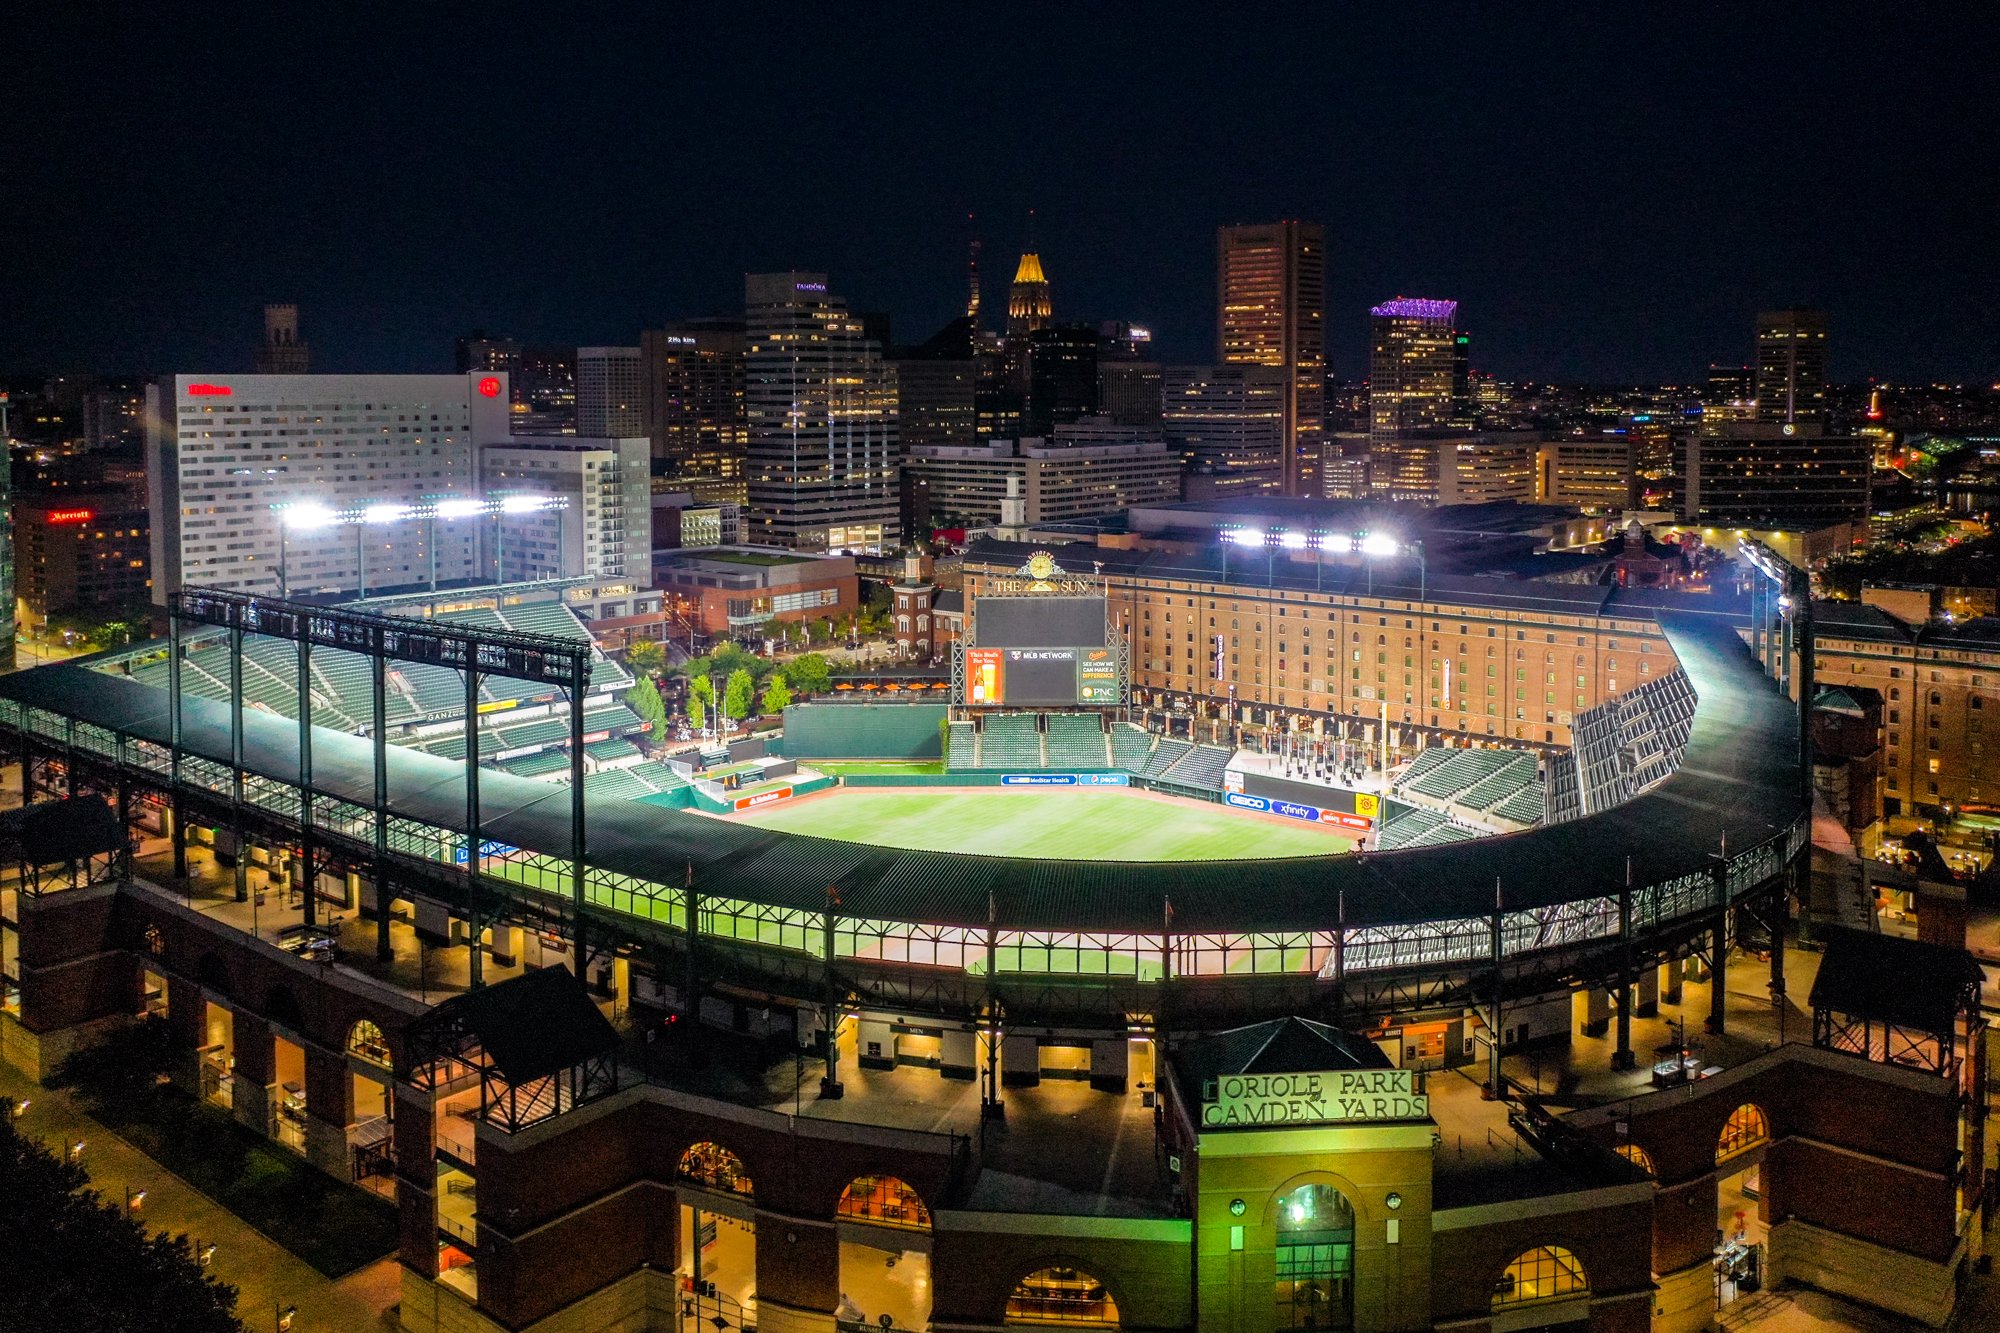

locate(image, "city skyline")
(6, 8), (1996, 383)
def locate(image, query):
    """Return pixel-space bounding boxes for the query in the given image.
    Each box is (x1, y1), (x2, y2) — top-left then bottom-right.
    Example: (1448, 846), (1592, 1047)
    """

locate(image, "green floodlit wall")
(780, 702), (948, 759)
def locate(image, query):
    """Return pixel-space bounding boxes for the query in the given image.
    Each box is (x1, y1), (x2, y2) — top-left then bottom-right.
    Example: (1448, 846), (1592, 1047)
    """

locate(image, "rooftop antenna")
(965, 213), (982, 322)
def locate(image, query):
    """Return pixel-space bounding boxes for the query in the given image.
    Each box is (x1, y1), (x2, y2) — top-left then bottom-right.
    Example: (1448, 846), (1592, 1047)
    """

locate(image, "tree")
(688, 675), (715, 731)
(723, 667), (755, 722)
(787, 652), (832, 696)
(760, 674), (792, 715)
(0, 1117), (244, 1332)
(625, 640), (665, 678)
(625, 676), (669, 737)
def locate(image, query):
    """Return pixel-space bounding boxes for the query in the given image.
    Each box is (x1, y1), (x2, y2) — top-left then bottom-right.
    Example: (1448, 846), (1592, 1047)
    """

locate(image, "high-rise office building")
(1164, 364), (1286, 495)
(1754, 309), (1829, 425)
(255, 304), (309, 375)
(893, 316), (981, 450)
(577, 347), (644, 438)
(456, 331), (522, 378)
(1704, 364), (1757, 423)
(1024, 324), (1100, 436)
(639, 320), (746, 478)
(1007, 253), (1052, 340)
(1217, 221), (1326, 498)
(1098, 360), (1164, 428)
(1368, 297), (1460, 498)
(743, 273), (899, 553)
(144, 373), (513, 602)
(1682, 423), (1870, 526)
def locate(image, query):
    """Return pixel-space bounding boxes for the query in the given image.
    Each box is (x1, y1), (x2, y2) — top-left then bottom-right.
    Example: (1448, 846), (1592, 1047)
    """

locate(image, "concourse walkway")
(0, 1061), (402, 1332)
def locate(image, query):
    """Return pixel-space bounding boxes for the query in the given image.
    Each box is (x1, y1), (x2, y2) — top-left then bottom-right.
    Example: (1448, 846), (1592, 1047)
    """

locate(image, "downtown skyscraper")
(1367, 297), (1460, 499)
(1754, 308), (1828, 425)
(744, 273), (899, 553)
(1217, 221), (1325, 497)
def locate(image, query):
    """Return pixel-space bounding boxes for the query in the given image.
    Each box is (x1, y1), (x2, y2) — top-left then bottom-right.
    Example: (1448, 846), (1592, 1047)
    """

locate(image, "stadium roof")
(961, 535), (1751, 625)
(3, 609), (1802, 937)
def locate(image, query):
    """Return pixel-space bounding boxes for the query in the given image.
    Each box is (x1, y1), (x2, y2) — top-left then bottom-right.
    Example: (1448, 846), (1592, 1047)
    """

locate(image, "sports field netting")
(724, 788), (1354, 862)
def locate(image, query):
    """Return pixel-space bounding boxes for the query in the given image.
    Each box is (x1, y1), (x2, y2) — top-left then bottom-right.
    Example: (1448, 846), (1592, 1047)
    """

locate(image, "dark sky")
(7, 6), (1996, 383)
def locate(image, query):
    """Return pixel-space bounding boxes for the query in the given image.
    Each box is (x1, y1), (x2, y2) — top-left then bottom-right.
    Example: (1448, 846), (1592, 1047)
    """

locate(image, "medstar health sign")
(1202, 1070), (1429, 1128)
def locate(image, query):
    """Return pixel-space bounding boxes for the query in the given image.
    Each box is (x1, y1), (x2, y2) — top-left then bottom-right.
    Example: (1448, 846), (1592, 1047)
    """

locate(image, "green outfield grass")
(806, 759), (947, 776)
(728, 787), (1353, 861)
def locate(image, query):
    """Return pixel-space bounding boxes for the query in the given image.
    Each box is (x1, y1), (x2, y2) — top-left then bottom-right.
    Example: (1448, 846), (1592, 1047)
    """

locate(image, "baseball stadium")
(8, 542), (1976, 1333)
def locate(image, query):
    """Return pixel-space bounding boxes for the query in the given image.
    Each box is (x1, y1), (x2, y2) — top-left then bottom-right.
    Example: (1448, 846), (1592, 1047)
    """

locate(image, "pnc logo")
(477, 376), (502, 399)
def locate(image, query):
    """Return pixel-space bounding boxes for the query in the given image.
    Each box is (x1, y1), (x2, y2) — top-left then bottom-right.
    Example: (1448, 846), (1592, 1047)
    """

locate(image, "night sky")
(7, 6), (1995, 383)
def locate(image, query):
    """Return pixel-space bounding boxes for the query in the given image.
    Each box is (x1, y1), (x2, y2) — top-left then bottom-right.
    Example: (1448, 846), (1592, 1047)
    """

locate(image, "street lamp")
(8, 1097), (28, 1122)
(275, 1303), (298, 1332)
(125, 1185), (147, 1217)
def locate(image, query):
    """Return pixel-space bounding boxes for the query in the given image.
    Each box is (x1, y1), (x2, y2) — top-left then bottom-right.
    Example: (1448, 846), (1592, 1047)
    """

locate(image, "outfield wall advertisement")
(1000, 772), (1131, 787)
(1225, 790), (1374, 830)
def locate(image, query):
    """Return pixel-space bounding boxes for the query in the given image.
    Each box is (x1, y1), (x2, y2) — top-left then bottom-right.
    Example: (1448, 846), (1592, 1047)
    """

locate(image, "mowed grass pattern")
(729, 788), (1353, 861)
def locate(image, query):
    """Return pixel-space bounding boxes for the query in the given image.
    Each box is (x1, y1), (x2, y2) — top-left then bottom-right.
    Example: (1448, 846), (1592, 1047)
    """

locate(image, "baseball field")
(724, 786), (1354, 861)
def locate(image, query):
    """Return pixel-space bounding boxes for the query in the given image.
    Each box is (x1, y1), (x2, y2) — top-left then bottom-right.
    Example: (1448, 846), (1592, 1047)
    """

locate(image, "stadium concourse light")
(270, 493), (567, 599)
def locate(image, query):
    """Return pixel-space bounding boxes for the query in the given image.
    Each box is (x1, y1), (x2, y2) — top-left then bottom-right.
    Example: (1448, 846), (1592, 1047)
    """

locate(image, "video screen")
(965, 646), (1121, 706)
(975, 596), (1105, 649)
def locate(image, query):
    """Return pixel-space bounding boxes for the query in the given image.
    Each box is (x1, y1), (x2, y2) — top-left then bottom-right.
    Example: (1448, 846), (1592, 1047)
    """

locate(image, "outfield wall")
(780, 702), (947, 759)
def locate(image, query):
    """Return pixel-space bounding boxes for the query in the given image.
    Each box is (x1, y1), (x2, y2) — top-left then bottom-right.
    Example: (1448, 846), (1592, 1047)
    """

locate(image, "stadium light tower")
(494, 492), (568, 585)
(275, 502), (339, 598)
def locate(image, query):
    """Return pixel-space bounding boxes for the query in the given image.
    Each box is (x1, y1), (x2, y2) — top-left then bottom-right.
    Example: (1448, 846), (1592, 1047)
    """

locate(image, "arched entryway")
(1715, 1104), (1772, 1307)
(835, 1175), (931, 1331)
(1005, 1266), (1119, 1326)
(1274, 1182), (1355, 1329)
(676, 1143), (757, 1326)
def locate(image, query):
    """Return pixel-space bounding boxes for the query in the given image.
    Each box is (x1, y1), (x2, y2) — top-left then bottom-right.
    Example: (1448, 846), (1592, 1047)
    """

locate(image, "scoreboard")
(960, 550), (1126, 708)
(966, 646), (1121, 707)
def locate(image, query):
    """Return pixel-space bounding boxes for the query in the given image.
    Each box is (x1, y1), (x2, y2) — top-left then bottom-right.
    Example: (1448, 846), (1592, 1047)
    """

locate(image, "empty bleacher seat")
(1143, 738), (1192, 778)
(583, 769), (653, 802)
(946, 721), (977, 770)
(1158, 744), (1231, 792)
(1110, 723), (1155, 772)
(1045, 714), (1109, 769)
(977, 714), (1044, 769)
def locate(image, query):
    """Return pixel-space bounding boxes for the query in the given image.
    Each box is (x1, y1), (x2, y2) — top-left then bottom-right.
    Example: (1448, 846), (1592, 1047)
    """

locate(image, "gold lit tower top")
(1008, 251), (1052, 339)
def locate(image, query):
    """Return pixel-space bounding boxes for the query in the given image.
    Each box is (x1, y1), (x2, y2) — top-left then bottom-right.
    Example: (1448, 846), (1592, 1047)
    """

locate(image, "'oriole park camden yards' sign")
(1201, 1070), (1429, 1128)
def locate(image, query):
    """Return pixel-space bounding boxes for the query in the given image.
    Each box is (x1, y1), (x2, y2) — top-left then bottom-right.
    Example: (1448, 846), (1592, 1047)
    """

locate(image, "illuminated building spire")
(1007, 249), (1051, 338)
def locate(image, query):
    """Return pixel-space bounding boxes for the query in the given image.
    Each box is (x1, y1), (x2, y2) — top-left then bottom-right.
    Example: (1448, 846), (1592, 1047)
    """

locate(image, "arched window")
(1493, 1245), (1590, 1309)
(837, 1175), (931, 1230)
(347, 1019), (390, 1067)
(1614, 1142), (1655, 1176)
(1275, 1183), (1354, 1329)
(677, 1141), (753, 1198)
(1717, 1104), (1769, 1164)
(1005, 1267), (1118, 1326)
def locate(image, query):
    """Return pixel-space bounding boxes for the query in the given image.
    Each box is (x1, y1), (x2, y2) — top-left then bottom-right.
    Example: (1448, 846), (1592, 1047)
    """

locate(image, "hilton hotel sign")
(1201, 1070), (1429, 1128)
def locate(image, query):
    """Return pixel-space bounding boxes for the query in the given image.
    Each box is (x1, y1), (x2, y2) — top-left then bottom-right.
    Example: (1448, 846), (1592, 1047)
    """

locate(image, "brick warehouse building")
(0, 573), (1984, 1331)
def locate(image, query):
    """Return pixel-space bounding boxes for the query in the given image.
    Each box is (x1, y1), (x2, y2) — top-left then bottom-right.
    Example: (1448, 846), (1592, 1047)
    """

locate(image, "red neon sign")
(477, 376), (502, 399)
(187, 383), (232, 396)
(46, 509), (94, 525)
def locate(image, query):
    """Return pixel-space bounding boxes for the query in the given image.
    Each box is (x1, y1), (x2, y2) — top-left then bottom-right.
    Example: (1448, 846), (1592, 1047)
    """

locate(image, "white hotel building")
(145, 372), (647, 604)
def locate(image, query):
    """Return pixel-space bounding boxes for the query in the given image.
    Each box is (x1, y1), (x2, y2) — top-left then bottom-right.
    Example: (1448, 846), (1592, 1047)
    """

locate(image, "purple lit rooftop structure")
(1370, 297), (1459, 322)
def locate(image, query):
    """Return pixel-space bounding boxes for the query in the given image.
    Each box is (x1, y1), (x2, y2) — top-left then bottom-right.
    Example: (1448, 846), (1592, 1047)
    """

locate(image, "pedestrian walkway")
(0, 1062), (401, 1332)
